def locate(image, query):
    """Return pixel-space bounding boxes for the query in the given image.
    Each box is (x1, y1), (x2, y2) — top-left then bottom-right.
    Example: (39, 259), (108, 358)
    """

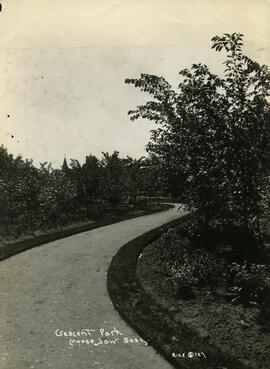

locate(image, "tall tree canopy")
(126, 33), (270, 246)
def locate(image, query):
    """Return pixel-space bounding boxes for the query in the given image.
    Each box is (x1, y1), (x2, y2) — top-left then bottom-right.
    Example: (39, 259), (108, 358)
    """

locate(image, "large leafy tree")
(0, 148), (79, 236)
(100, 151), (128, 205)
(38, 163), (78, 227)
(81, 154), (102, 216)
(125, 33), (270, 249)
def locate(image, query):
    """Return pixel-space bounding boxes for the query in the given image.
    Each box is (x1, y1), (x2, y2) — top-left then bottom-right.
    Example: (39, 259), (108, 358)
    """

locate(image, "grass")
(107, 214), (253, 369)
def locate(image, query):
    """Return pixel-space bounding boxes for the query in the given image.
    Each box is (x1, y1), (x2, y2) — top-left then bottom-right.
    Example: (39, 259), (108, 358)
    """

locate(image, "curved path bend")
(0, 205), (186, 369)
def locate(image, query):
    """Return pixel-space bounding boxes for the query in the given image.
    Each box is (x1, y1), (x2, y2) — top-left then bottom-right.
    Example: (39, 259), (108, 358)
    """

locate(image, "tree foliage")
(125, 33), (270, 247)
(0, 146), (161, 239)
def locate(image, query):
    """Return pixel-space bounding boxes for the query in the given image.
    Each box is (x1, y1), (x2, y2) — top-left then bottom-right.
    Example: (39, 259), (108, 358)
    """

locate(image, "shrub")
(170, 264), (199, 297)
(170, 248), (227, 295)
(158, 228), (190, 274)
(227, 262), (269, 305)
(157, 228), (270, 304)
(158, 229), (227, 296)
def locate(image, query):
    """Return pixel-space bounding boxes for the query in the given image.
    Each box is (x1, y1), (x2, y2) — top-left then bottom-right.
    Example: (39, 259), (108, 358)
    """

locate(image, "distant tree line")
(0, 146), (164, 239)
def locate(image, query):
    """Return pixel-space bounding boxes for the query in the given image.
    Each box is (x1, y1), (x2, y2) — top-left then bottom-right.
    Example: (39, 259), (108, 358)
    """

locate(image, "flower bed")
(107, 214), (253, 369)
(137, 223), (270, 369)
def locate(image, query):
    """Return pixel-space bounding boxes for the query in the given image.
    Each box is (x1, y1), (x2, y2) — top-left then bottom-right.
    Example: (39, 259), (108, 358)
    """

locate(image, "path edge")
(107, 213), (191, 369)
(107, 213), (251, 369)
(0, 204), (173, 261)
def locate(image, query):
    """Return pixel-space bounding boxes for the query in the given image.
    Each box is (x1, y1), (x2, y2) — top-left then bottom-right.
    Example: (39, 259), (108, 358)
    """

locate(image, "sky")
(0, 0), (269, 167)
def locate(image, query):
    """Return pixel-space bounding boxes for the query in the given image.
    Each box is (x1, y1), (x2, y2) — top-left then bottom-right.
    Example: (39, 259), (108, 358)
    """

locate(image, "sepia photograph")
(0, 1), (269, 368)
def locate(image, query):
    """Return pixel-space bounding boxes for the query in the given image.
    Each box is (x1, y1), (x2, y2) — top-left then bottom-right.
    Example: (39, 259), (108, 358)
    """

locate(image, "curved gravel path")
(0, 205), (186, 369)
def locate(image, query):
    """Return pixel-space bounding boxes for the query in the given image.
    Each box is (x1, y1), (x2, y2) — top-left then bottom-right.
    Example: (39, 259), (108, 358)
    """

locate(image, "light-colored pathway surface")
(0, 205), (186, 369)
